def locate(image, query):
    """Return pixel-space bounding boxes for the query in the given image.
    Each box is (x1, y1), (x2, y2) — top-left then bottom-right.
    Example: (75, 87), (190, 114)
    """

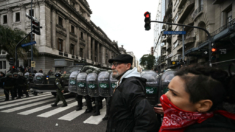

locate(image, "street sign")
(163, 31), (186, 35)
(21, 41), (36, 47)
(220, 49), (226, 54)
(31, 61), (36, 67)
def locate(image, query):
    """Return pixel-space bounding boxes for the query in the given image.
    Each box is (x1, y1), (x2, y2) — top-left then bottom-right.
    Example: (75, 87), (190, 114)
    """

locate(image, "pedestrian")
(13, 72), (19, 99)
(39, 69), (43, 73)
(158, 64), (235, 132)
(18, 72), (29, 98)
(51, 72), (67, 107)
(47, 69), (53, 75)
(1, 73), (15, 101)
(106, 54), (159, 132)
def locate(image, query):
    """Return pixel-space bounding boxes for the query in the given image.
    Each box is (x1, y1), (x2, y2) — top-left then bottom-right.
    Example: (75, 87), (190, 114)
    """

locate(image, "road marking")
(18, 98), (74, 115)
(58, 99), (86, 121)
(1, 98), (55, 113)
(0, 96), (53, 110)
(0, 93), (51, 105)
(83, 101), (106, 125)
(37, 101), (77, 118)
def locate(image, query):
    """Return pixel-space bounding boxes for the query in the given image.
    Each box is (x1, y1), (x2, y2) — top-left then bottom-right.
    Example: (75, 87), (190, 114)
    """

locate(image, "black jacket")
(106, 77), (160, 132)
(185, 113), (235, 132)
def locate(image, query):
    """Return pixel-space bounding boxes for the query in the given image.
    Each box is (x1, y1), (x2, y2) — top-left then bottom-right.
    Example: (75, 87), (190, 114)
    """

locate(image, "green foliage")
(140, 54), (156, 70)
(0, 25), (38, 60)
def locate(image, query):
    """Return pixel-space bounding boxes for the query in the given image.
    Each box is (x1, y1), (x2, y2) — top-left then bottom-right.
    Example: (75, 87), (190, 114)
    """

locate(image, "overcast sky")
(87, 0), (159, 62)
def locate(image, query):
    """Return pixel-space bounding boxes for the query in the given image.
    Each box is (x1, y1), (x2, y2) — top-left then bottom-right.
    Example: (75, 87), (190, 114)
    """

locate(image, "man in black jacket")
(106, 54), (159, 132)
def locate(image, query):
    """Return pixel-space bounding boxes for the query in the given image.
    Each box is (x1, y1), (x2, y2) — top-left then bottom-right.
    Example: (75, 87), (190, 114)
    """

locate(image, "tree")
(0, 25), (38, 61)
(140, 54), (156, 70)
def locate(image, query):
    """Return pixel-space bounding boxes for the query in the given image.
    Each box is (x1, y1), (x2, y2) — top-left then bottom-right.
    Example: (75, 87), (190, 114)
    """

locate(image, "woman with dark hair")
(159, 64), (235, 132)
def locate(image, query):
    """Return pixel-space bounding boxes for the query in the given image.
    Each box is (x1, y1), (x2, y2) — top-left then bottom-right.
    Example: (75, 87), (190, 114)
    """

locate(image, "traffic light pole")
(31, 0), (33, 74)
(151, 20), (212, 67)
(15, 31), (33, 68)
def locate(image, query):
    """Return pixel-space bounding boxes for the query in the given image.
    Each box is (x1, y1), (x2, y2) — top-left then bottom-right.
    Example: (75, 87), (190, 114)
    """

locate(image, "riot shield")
(68, 71), (80, 93)
(86, 73), (99, 97)
(98, 71), (111, 97)
(109, 73), (118, 96)
(33, 73), (44, 84)
(76, 72), (88, 96)
(141, 70), (159, 106)
(158, 69), (175, 103)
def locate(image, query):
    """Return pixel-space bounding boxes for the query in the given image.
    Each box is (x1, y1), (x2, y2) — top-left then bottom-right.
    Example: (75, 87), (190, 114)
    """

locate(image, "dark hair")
(175, 64), (235, 110)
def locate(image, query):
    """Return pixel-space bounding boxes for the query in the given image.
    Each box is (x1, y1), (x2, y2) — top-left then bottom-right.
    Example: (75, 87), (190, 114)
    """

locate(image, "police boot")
(51, 104), (57, 107)
(84, 95), (93, 113)
(76, 106), (82, 111)
(93, 105), (100, 116)
(61, 104), (67, 107)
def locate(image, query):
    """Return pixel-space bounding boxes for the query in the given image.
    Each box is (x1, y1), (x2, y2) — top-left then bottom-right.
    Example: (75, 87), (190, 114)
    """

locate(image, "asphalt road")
(0, 92), (107, 132)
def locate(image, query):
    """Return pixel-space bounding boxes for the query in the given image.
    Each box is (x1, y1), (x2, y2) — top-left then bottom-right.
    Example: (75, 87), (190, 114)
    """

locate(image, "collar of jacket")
(117, 67), (140, 86)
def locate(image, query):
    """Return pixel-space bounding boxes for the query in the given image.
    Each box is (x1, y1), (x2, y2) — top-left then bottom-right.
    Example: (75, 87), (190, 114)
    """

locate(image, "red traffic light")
(144, 12), (150, 18)
(12, 66), (15, 69)
(211, 48), (217, 52)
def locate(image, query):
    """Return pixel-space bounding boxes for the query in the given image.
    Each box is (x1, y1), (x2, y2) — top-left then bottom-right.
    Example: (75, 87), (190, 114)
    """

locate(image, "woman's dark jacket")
(106, 77), (160, 132)
(185, 113), (235, 132)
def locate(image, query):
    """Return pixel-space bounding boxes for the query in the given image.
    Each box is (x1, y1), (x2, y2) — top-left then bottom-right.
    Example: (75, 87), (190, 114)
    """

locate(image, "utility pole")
(31, 0), (33, 74)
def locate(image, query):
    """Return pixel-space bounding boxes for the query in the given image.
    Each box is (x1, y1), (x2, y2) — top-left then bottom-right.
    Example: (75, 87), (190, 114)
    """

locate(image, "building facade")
(0, 0), (120, 73)
(158, 0), (235, 71)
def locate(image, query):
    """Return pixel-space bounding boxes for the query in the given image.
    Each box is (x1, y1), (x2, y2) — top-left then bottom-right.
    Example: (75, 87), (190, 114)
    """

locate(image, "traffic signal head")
(12, 66), (15, 69)
(144, 12), (151, 31)
(211, 48), (217, 52)
(32, 20), (41, 35)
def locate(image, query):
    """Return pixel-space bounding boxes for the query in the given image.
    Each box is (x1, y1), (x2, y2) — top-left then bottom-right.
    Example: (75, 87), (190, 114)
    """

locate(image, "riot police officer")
(2, 73), (15, 101)
(18, 72), (29, 98)
(51, 72), (67, 107)
(13, 72), (19, 99)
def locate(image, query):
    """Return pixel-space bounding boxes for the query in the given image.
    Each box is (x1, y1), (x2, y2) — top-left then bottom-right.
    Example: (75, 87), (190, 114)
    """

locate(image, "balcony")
(212, 0), (223, 5)
(178, 0), (187, 9)
(167, 35), (171, 43)
(166, 43), (172, 51)
(165, 1), (172, 16)
(162, 36), (167, 43)
(161, 44), (167, 49)
(192, 5), (203, 21)
(163, 14), (172, 23)
(178, 0), (195, 23)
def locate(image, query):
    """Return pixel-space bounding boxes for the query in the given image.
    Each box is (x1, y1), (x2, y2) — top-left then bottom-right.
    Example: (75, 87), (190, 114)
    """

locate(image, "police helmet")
(18, 72), (23, 76)
(55, 72), (61, 78)
(86, 69), (93, 74)
(6, 73), (13, 77)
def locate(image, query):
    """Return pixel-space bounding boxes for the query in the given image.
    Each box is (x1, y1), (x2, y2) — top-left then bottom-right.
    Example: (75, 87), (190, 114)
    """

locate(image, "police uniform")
(51, 73), (67, 107)
(13, 72), (19, 99)
(2, 73), (15, 101)
(18, 72), (29, 98)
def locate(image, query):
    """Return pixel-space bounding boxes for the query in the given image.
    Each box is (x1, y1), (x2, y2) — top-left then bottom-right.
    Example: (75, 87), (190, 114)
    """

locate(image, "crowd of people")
(106, 54), (235, 132)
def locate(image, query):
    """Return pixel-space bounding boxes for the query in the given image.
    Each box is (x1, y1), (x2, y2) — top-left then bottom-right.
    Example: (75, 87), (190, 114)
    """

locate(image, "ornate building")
(158, 0), (235, 71)
(0, 0), (120, 72)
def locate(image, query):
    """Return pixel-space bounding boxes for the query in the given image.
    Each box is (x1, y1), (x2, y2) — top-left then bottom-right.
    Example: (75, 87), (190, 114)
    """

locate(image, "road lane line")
(0, 96), (53, 110)
(58, 99), (86, 121)
(18, 98), (74, 115)
(83, 100), (106, 125)
(37, 101), (77, 118)
(0, 93), (51, 105)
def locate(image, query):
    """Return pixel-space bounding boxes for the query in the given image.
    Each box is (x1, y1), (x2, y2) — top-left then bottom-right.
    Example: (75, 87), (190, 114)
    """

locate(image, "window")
(81, 32), (83, 39)
(16, 12), (20, 22)
(3, 15), (7, 24)
(3, 61), (6, 69)
(70, 44), (74, 55)
(227, 10), (232, 23)
(71, 25), (75, 33)
(29, 9), (34, 17)
(0, 62), (2, 69)
(59, 17), (63, 27)
(80, 48), (83, 58)
(199, 0), (203, 11)
(58, 39), (63, 51)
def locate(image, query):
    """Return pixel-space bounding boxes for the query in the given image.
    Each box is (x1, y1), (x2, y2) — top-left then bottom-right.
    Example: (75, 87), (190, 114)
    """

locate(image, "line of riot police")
(0, 72), (31, 101)
(68, 68), (117, 119)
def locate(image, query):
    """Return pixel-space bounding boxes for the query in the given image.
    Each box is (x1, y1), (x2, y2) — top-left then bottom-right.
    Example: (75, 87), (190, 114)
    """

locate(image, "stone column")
(65, 19), (70, 54)
(7, 9), (13, 27)
(102, 46), (106, 64)
(92, 39), (95, 62)
(52, 8), (56, 49)
(76, 27), (80, 58)
(97, 43), (100, 63)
